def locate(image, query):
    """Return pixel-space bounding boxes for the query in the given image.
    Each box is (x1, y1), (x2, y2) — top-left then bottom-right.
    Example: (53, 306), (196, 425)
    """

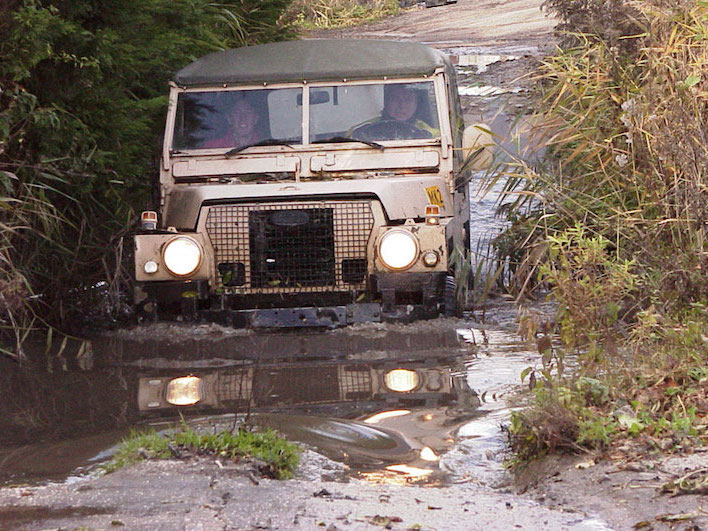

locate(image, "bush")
(0, 0), (293, 348)
(505, 0), (707, 315)
(502, 0), (707, 461)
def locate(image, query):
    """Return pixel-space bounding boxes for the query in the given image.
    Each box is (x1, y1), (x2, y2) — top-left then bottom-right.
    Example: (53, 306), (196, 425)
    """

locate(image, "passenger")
(203, 97), (262, 148)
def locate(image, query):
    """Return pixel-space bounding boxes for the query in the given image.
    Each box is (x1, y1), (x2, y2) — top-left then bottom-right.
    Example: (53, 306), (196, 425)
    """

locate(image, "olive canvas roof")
(174, 40), (450, 87)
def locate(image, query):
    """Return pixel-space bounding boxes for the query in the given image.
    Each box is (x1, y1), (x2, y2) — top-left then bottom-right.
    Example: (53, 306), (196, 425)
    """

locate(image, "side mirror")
(461, 123), (494, 171)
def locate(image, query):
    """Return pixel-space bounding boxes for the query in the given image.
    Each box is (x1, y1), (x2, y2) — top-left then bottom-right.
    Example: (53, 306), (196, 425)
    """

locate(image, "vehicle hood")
(163, 176), (453, 229)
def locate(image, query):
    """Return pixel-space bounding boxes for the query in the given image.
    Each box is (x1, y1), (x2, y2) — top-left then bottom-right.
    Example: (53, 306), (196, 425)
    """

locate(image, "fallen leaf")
(367, 515), (403, 527)
(656, 512), (698, 522)
(575, 460), (596, 470)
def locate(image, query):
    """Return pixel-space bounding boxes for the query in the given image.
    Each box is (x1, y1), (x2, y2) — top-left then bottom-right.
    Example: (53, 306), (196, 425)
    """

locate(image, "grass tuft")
(104, 425), (301, 479)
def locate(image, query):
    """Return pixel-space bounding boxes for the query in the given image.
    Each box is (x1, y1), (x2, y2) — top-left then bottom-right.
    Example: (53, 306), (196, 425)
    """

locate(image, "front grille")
(253, 366), (340, 406)
(214, 369), (252, 408)
(340, 366), (373, 400)
(205, 201), (374, 294)
(249, 208), (335, 288)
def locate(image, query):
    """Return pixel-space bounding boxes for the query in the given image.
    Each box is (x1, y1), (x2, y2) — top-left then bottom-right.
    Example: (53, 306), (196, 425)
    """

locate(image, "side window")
(447, 72), (465, 165)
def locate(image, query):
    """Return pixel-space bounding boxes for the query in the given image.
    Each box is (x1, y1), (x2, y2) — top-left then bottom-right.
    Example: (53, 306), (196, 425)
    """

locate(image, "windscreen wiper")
(312, 136), (384, 151)
(226, 139), (293, 156)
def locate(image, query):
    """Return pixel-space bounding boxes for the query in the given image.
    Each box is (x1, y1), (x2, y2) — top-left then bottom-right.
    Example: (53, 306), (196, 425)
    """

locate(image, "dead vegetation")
(499, 0), (707, 462)
(283, 0), (400, 29)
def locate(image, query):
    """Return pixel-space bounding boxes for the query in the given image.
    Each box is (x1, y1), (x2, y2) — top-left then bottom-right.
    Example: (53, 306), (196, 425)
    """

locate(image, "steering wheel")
(351, 120), (432, 142)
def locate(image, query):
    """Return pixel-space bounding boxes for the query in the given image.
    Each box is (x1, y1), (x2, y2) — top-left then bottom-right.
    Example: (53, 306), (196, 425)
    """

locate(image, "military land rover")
(134, 40), (492, 327)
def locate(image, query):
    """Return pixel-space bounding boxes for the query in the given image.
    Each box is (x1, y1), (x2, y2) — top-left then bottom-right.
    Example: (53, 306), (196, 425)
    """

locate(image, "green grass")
(104, 426), (301, 479)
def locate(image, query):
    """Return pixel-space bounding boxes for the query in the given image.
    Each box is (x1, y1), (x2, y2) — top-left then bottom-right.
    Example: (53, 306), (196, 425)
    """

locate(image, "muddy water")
(0, 316), (542, 489)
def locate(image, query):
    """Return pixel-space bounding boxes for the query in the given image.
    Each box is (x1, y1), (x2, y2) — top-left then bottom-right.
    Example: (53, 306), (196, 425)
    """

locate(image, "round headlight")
(144, 260), (158, 274)
(384, 369), (420, 392)
(166, 376), (201, 406)
(378, 230), (418, 270)
(162, 237), (202, 277)
(422, 251), (439, 267)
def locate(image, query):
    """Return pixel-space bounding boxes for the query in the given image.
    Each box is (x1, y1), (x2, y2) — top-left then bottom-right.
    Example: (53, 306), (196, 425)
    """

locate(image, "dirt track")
(306, 0), (556, 48)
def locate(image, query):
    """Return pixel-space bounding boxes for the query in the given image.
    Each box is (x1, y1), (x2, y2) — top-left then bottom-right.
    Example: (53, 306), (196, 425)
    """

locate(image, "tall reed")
(501, 0), (706, 321)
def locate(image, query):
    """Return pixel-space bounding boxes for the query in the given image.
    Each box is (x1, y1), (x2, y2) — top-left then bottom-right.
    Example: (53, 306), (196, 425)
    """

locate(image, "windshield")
(171, 81), (440, 150)
(310, 81), (440, 142)
(172, 88), (302, 150)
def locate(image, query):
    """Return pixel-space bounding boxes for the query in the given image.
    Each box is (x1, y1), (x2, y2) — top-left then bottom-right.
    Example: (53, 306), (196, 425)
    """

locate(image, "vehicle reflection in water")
(137, 356), (481, 484)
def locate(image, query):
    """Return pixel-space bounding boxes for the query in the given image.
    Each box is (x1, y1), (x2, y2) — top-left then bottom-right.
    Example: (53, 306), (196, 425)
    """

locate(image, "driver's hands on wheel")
(351, 119), (432, 142)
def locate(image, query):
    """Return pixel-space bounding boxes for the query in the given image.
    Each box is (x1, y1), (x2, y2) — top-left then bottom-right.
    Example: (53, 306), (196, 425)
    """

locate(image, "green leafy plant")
(500, 0), (706, 464)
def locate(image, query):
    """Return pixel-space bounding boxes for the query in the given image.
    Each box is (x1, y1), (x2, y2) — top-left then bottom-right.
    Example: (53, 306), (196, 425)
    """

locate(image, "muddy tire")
(443, 275), (460, 317)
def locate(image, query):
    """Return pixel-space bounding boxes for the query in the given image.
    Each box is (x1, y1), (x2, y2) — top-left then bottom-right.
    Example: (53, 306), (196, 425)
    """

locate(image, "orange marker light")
(141, 211), (158, 230)
(425, 204), (440, 225)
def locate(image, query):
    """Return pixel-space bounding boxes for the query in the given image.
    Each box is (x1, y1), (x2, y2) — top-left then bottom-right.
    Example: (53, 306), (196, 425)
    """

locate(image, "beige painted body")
(134, 65), (492, 310)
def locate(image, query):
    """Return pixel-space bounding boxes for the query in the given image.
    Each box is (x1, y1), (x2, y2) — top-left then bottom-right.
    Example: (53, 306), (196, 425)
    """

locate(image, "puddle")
(458, 85), (525, 97)
(0, 45), (546, 491)
(452, 54), (519, 73)
(0, 322), (543, 490)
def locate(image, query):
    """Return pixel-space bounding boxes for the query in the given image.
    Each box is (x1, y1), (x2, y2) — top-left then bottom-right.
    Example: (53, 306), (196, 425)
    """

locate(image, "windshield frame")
(163, 73), (452, 165)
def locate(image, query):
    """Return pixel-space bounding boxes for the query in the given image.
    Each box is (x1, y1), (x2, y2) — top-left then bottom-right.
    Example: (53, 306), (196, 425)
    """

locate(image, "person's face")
(385, 86), (417, 121)
(229, 100), (258, 135)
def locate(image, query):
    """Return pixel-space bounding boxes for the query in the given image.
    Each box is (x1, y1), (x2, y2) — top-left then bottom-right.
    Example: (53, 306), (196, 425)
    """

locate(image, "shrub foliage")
(504, 0), (707, 459)
(0, 0), (292, 352)
(505, 0), (706, 323)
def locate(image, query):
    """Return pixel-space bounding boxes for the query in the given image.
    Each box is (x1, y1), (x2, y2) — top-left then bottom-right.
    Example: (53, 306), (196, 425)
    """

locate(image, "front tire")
(443, 275), (461, 317)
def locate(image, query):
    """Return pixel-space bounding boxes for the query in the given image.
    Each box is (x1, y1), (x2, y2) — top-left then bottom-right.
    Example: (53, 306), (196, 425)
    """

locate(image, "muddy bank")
(1, 439), (705, 529)
(0, 453), (608, 530)
(514, 452), (708, 530)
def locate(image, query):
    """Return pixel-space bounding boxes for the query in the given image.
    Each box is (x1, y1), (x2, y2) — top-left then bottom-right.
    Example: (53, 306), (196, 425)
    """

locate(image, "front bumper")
(136, 271), (447, 328)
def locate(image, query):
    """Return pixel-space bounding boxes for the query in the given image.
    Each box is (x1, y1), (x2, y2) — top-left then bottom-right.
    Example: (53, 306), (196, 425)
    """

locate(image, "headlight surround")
(378, 229), (419, 271)
(162, 236), (202, 277)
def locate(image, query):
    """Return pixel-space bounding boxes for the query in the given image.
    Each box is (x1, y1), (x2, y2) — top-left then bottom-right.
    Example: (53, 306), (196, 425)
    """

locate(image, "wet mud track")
(3, 3), (691, 529)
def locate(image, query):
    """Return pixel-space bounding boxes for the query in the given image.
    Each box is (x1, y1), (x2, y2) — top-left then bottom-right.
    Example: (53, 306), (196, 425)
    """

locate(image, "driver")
(203, 96), (262, 148)
(350, 83), (439, 139)
(384, 84), (420, 122)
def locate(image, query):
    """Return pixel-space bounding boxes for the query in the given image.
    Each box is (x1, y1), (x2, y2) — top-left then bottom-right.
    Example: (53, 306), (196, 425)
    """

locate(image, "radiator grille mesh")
(205, 201), (374, 293)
